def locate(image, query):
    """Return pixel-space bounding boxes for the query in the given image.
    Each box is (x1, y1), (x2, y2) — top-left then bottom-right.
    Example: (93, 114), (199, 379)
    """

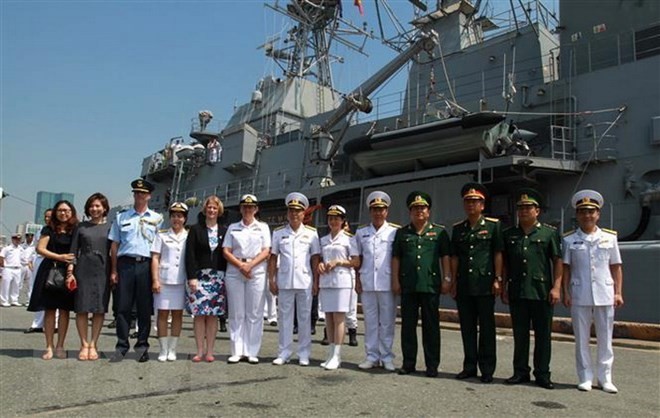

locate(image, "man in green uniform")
(392, 191), (451, 377)
(502, 189), (562, 389)
(451, 183), (503, 383)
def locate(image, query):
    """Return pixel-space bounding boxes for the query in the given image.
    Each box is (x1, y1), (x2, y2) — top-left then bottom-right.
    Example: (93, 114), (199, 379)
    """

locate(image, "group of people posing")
(12, 178), (624, 394)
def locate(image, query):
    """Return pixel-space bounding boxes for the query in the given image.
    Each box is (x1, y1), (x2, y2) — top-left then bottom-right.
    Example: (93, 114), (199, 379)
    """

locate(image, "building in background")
(34, 191), (74, 223)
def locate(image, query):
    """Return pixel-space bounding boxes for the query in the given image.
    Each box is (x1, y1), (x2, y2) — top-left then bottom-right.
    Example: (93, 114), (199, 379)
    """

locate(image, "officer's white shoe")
(382, 360), (396, 372)
(247, 356), (259, 364)
(157, 337), (169, 362)
(601, 382), (618, 394)
(228, 355), (242, 364)
(272, 357), (289, 366)
(299, 358), (309, 367)
(320, 344), (335, 368)
(324, 346), (341, 370)
(358, 360), (377, 370)
(577, 381), (593, 391)
(167, 337), (178, 361)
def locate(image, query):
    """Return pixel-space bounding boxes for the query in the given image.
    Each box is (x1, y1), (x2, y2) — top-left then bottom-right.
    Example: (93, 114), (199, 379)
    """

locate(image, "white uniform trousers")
(571, 305), (615, 384)
(263, 281), (277, 322)
(20, 266), (30, 301)
(29, 257), (45, 328)
(277, 288), (312, 361)
(225, 272), (266, 357)
(361, 291), (396, 363)
(345, 286), (358, 329)
(0, 267), (22, 305)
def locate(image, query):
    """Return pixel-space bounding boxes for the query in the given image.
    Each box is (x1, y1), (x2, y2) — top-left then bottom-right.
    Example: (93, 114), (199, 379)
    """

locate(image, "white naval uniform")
(151, 228), (188, 310)
(0, 244), (23, 305)
(355, 221), (398, 364)
(223, 220), (271, 358)
(563, 227), (622, 385)
(271, 224), (320, 362)
(319, 231), (359, 312)
(20, 243), (35, 302)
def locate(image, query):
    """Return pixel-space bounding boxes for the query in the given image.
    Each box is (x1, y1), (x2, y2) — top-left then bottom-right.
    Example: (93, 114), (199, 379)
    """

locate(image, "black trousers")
(456, 294), (496, 376)
(400, 292), (440, 371)
(510, 298), (553, 379)
(115, 258), (153, 353)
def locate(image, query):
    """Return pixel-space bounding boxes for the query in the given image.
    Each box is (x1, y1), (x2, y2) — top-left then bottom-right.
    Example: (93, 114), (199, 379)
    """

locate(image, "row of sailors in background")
(12, 177), (622, 395)
(0, 232), (37, 307)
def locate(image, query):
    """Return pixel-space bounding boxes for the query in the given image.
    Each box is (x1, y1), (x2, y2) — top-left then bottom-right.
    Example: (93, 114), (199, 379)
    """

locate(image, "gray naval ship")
(139, 0), (660, 327)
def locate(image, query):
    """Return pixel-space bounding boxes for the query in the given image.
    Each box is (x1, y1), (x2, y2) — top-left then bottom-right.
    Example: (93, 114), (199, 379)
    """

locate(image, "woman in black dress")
(68, 193), (111, 361)
(27, 200), (78, 360)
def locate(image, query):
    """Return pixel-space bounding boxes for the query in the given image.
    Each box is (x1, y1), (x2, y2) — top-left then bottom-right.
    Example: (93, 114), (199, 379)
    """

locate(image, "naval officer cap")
(461, 182), (488, 201)
(407, 191), (432, 208)
(286, 192), (309, 210)
(169, 201), (189, 214)
(131, 178), (154, 194)
(516, 188), (542, 207)
(11, 233), (21, 239)
(327, 204), (347, 217)
(572, 189), (603, 210)
(366, 191), (391, 208)
(239, 194), (258, 206)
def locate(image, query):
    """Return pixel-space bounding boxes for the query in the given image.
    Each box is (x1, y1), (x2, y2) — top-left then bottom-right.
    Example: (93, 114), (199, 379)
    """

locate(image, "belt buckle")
(135, 256), (144, 262)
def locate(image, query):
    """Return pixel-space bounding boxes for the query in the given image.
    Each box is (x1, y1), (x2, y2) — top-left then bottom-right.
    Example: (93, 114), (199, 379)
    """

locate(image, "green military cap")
(407, 191), (432, 208)
(461, 182), (488, 200)
(516, 188), (542, 207)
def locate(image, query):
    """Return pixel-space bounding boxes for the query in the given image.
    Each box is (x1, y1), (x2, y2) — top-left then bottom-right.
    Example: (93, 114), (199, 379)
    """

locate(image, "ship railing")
(550, 125), (575, 161)
(561, 21), (660, 77)
(479, 0), (559, 41)
(575, 122), (618, 163)
(177, 168), (299, 206)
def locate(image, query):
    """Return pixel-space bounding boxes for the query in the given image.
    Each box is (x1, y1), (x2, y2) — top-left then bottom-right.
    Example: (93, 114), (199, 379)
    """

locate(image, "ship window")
(635, 24), (660, 60)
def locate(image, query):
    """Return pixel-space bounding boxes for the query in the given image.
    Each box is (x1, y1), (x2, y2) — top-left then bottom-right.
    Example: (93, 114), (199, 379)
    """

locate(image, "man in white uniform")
(0, 234), (24, 307)
(269, 192), (320, 366)
(562, 189), (624, 394)
(20, 233), (36, 305)
(354, 191), (399, 372)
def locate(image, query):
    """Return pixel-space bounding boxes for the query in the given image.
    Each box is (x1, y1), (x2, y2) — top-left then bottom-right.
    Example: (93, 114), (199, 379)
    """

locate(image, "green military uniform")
(503, 191), (561, 384)
(452, 215), (503, 376)
(392, 192), (451, 374)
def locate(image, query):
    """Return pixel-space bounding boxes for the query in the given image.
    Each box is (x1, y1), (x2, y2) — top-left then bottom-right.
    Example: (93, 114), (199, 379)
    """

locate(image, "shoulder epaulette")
(344, 231), (354, 237)
(484, 217), (499, 223)
(357, 224), (368, 229)
(159, 228), (168, 233)
(274, 225), (286, 231)
(118, 208), (128, 213)
(432, 222), (445, 229)
(503, 225), (515, 233)
(304, 225), (317, 231)
(542, 223), (557, 230)
(562, 229), (575, 237)
(389, 222), (401, 228)
(453, 220), (465, 226)
(602, 228), (618, 235)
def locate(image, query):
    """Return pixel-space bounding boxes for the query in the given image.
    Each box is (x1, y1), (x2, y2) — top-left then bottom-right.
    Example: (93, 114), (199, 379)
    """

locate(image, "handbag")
(45, 263), (67, 291)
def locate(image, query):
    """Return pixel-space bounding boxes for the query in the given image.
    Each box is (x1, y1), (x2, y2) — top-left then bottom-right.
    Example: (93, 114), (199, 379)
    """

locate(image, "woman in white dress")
(222, 194), (271, 364)
(316, 205), (360, 370)
(151, 202), (189, 362)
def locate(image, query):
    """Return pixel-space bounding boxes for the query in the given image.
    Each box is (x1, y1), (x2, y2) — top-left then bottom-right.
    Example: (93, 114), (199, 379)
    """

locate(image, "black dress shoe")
(138, 351), (150, 363)
(506, 374), (531, 384)
(397, 367), (415, 375)
(480, 374), (494, 383)
(107, 320), (116, 329)
(24, 327), (43, 334)
(311, 327), (316, 335)
(455, 370), (477, 380)
(426, 369), (439, 378)
(293, 326), (298, 335)
(536, 379), (555, 390)
(109, 351), (126, 363)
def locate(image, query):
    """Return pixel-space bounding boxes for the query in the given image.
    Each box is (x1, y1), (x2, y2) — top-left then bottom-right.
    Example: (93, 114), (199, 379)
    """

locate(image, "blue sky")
(1, 0), (557, 234)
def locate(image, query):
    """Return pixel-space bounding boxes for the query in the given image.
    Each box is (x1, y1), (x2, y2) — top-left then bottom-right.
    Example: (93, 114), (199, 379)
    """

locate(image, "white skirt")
(154, 283), (186, 310)
(319, 288), (351, 313)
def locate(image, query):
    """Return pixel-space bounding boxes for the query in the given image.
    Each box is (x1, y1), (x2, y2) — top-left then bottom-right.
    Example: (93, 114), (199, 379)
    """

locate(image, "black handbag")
(45, 263), (67, 291)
